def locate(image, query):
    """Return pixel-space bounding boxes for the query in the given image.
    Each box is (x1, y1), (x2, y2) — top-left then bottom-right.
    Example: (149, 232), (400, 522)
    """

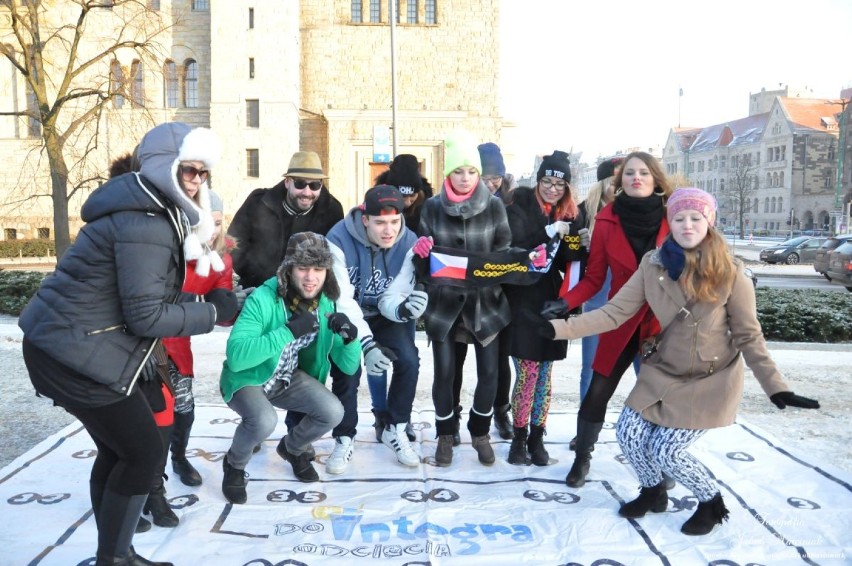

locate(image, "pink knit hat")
(666, 188), (717, 225)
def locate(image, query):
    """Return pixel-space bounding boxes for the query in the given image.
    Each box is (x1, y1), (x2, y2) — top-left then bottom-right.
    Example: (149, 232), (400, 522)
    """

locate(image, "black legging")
(578, 331), (641, 423)
(433, 333), (499, 436)
(452, 328), (512, 408)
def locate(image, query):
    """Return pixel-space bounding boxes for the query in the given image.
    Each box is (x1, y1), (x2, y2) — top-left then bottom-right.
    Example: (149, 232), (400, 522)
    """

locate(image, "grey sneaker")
(471, 434), (495, 465)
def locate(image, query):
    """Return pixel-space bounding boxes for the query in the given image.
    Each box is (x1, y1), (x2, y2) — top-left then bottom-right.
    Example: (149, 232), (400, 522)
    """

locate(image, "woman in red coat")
(541, 151), (672, 488)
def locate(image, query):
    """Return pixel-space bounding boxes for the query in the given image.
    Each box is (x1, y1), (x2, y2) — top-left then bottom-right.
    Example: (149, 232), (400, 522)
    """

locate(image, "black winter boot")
(681, 493), (729, 535)
(508, 426), (531, 465)
(451, 405), (463, 447)
(493, 404), (514, 440)
(143, 483), (178, 528)
(565, 417), (604, 488)
(170, 411), (202, 487)
(618, 481), (668, 518)
(95, 490), (173, 565)
(527, 424), (551, 466)
(221, 454), (247, 504)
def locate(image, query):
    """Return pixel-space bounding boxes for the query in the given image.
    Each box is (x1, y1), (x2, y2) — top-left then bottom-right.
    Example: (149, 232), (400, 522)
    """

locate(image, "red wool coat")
(558, 203), (669, 376)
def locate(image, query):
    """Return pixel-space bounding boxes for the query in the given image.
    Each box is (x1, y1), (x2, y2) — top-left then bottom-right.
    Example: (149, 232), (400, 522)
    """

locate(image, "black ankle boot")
(221, 455), (247, 504)
(170, 411), (202, 487)
(527, 424), (550, 466)
(451, 405), (462, 447)
(493, 404), (513, 440)
(508, 426), (531, 465)
(565, 417), (603, 487)
(143, 484), (178, 528)
(135, 516), (151, 533)
(681, 493), (729, 535)
(618, 481), (668, 518)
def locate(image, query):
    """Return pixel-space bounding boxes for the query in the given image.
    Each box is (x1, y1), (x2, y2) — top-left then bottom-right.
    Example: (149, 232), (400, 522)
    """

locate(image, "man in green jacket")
(219, 232), (360, 501)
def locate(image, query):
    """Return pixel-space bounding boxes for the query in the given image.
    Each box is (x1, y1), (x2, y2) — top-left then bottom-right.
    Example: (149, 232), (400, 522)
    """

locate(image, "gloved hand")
(578, 228), (591, 249)
(530, 244), (547, 268)
(326, 312), (357, 344)
(205, 288), (239, 323)
(412, 236), (434, 259)
(362, 339), (398, 374)
(519, 309), (556, 339)
(545, 221), (572, 239)
(286, 307), (318, 338)
(540, 298), (570, 320)
(397, 284), (428, 320)
(232, 284), (256, 310)
(770, 391), (820, 410)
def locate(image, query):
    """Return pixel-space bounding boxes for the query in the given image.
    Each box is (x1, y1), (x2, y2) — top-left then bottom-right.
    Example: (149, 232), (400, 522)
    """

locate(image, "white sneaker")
(382, 423), (420, 467)
(326, 436), (354, 475)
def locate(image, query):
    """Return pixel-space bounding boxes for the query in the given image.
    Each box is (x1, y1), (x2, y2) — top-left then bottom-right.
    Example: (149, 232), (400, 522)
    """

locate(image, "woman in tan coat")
(538, 188), (819, 536)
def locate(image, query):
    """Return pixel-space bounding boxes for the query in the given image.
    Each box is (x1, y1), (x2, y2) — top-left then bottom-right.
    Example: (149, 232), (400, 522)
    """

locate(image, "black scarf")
(613, 192), (665, 264)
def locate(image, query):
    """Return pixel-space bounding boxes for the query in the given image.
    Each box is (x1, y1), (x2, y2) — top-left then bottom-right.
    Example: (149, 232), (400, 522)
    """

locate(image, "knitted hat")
(283, 151), (327, 179)
(277, 232), (340, 300)
(443, 131), (482, 177)
(537, 150), (571, 183)
(364, 184), (404, 215)
(208, 190), (223, 213)
(477, 142), (506, 177)
(666, 187), (717, 225)
(384, 154), (423, 196)
(596, 157), (624, 181)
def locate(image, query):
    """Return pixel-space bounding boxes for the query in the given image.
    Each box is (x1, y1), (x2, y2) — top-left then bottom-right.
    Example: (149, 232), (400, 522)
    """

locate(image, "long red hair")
(535, 182), (579, 220)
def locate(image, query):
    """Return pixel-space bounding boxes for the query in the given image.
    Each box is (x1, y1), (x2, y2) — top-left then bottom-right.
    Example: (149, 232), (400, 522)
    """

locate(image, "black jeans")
(578, 331), (640, 423)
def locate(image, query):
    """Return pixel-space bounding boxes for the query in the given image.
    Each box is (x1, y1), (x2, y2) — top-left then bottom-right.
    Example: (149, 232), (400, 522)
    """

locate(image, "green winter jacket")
(219, 276), (361, 402)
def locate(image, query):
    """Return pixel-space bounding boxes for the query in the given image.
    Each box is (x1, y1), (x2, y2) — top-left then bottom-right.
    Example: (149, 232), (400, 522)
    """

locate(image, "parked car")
(814, 234), (852, 280)
(825, 241), (852, 292)
(758, 236), (826, 265)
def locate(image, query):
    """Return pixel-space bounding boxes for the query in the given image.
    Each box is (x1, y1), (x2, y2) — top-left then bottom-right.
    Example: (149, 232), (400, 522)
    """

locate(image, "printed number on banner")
(523, 489), (580, 505)
(267, 489), (327, 504)
(8, 492), (71, 505)
(401, 488), (460, 503)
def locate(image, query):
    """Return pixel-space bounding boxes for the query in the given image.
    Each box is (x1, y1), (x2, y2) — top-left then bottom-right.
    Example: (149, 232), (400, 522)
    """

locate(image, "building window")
(192, 0), (209, 10)
(395, 0), (401, 22)
(246, 99), (259, 128)
(164, 60), (178, 108)
(778, 197), (783, 213)
(248, 7), (254, 29)
(764, 198), (769, 213)
(407, 0), (418, 22)
(828, 143), (835, 161)
(425, 0), (436, 23)
(351, 0), (362, 22)
(183, 59), (198, 108)
(369, 0), (380, 22)
(771, 197), (776, 213)
(753, 198), (758, 212)
(110, 60), (125, 109)
(248, 57), (255, 79)
(148, 0), (160, 9)
(4, 228), (16, 240)
(246, 149), (259, 177)
(38, 227), (50, 239)
(130, 60), (144, 108)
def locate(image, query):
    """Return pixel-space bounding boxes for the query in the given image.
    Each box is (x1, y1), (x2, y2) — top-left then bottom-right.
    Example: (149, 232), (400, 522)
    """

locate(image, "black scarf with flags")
(414, 236), (562, 287)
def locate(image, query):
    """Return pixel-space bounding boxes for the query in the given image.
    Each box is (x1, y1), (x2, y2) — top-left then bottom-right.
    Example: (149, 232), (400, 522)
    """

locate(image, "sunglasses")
(179, 165), (209, 183)
(291, 178), (323, 191)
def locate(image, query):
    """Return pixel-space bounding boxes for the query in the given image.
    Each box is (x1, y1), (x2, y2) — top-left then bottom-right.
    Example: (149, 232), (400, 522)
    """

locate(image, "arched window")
(771, 197), (776, 213)
(753, 198), (759, 213)
(130, 60), (144, 108)
(163, 60), (178, 108)
(110, 60), (125, 109)
(183, 59), (198, 108)
(779, 171), (784, 187)
(766, 173), (771, 187)
(778, 196), (783, 213)
(720, 178), (725, 192)
(764, 198), (769, 213)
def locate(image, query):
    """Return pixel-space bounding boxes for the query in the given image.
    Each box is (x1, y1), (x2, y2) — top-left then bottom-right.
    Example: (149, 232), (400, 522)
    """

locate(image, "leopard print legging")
(510, 358), (553, 428)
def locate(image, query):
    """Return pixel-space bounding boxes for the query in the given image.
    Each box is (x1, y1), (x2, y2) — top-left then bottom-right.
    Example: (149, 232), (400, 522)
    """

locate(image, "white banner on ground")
(1, 406), (849, 565)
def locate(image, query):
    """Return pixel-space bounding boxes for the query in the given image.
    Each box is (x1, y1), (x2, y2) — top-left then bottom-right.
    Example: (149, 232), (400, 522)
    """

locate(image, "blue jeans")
(227, 369), (343, 469)
(365, 317), (419, 425)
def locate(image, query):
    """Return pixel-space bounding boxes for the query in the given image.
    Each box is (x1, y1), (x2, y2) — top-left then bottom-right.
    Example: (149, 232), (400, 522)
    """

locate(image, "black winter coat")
(504, 187), (587, 361)
(19, 173), (217, 396)
(228, 180), (344, 287)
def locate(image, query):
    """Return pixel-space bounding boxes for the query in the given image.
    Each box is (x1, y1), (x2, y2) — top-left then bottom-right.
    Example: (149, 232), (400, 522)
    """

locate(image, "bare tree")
(720, 153), (759, 237)
(0, 0), (171, 257)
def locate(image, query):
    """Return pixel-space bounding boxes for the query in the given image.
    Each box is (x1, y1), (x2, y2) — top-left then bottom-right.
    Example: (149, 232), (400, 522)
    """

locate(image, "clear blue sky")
(499, 0), (850, 174)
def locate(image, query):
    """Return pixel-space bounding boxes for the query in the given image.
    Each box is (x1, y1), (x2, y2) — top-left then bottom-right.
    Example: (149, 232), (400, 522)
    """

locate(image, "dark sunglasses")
(291, 178), (323, 191)
(179, 165), (209, 183)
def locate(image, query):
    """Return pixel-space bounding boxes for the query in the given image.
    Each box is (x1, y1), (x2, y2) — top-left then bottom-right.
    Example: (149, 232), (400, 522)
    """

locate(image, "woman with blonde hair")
(540, 188), (819, 535)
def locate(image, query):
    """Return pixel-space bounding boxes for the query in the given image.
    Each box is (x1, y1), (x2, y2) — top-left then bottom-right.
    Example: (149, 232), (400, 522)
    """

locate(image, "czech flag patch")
(430, 252), (468, 280)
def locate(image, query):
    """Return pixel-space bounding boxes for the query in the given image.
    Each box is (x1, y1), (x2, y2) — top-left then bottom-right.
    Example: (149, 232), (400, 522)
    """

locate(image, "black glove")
(205, 288), (239, 323)
(286, 307), (319, 338)
(540, 298), (570, 320)
(327, 312), (357, 344)
(519, 309), (556, 340)
(770, 391), (820, 410)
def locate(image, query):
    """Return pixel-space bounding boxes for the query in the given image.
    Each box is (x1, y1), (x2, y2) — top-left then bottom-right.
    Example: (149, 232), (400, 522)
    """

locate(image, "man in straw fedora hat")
(229, 150), (344, 289)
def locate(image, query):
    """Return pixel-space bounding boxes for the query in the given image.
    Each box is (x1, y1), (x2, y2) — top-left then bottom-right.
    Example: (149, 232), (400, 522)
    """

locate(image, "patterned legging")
(510, 358), (553, 428)
(616, 406), (718, 502)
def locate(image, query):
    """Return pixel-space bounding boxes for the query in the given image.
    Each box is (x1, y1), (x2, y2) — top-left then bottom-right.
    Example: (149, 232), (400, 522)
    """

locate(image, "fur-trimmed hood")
(276, 232), (340, 301)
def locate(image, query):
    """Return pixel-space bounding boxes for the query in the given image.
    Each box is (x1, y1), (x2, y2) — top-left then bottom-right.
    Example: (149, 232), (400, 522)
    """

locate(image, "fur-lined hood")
(276, 232), (340, 301)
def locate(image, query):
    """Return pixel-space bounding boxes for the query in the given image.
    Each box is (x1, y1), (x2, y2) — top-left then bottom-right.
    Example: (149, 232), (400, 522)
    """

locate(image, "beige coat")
(551, 250), (790, 430)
